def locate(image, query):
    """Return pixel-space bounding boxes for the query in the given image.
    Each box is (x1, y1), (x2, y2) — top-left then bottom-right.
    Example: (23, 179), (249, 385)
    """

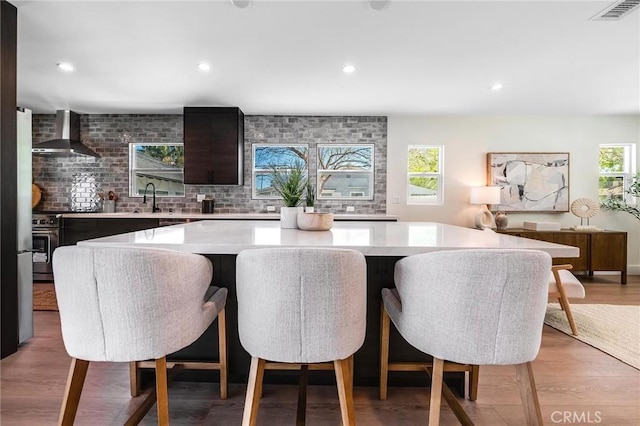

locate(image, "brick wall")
(32, 114), (387, 214)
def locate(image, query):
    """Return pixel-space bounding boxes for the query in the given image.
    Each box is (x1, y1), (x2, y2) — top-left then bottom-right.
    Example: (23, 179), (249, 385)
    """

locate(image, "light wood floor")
(2, 275), (639, 425)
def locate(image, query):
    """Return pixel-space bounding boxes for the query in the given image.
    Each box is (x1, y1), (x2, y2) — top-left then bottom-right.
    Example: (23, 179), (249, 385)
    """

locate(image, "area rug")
(545, 303), (640, 370)
(33, 283), (58, 311)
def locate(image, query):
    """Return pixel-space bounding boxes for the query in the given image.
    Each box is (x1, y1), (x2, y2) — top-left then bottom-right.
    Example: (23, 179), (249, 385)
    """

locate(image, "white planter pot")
(280, 206), (303, 228)
(305, 206), (315, 213)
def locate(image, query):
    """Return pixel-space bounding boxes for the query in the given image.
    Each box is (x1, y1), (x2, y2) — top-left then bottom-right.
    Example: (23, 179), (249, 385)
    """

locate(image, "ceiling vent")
(591, 0), (640, 20)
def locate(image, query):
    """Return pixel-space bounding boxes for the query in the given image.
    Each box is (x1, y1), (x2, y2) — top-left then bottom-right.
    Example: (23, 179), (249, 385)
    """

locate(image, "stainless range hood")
(32, 110), (100, 158)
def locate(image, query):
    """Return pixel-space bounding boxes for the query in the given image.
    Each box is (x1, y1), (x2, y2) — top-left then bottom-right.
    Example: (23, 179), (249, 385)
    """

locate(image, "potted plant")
(270, 162), (307, 228)
(305, 182), (315, 213)
(601, 173), (640, 221)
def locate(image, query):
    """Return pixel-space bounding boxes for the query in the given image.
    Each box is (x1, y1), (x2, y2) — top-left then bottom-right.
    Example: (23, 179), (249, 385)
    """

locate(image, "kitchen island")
(77, 221), (578, 389)
(77, 220), (577, 257)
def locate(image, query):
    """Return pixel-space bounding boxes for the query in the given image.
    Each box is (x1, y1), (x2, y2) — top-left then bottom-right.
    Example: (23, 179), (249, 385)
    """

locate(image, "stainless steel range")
(32, 212), (61, 281)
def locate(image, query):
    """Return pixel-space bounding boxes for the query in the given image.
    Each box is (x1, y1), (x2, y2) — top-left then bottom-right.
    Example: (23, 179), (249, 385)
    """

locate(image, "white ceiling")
(13, 0), (640, 116)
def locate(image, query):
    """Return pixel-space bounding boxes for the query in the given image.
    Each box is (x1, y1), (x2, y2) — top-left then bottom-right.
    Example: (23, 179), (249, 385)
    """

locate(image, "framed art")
(487, 152), (570, 212)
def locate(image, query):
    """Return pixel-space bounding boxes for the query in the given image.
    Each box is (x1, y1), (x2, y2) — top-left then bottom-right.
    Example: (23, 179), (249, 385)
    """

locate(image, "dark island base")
(160, 255), (465, 395)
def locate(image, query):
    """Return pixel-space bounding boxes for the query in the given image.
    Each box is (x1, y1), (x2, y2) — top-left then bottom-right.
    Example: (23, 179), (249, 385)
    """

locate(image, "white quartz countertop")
(77, 220), (579, 258)
(60, 212), (398, 221)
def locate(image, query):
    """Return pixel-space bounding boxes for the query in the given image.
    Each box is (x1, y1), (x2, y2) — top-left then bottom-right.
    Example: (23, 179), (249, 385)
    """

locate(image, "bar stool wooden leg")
(556, 291), (578, 336)
(348, 355), (354, 395)
(515, 362), (543, 426)
(425, 364), (473, 426)
(562, 301), (578, 336)
(379, 303), (390, 400)
(553, 268), (579, 336)
(155, 357), (169, 426)
(243, 357), (266, 426)
(469, 365), (479, 401)
(59, 358), (90, 426)
(296, 364), (309, 426)
(335, 358), (356, 426)
(428, 358), (444, 426)
(218, 308), (228, 399)
(129, 361), (141, 397)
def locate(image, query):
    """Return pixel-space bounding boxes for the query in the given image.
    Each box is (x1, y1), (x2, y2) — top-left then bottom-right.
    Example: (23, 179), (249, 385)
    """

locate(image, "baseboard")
(583, 265), (639, 275)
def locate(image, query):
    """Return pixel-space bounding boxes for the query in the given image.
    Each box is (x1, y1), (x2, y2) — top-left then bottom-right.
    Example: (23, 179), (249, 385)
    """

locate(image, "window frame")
(598, 143), (637, 203)
(128, 142), (185, 197)
(252, 144), (309, 200)
(316, 144), (375, 201)
(406, 145), (444, 205)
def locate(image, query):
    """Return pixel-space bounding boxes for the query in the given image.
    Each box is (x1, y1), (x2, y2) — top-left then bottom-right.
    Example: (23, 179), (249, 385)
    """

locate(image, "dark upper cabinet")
(183, 107), (244, 185)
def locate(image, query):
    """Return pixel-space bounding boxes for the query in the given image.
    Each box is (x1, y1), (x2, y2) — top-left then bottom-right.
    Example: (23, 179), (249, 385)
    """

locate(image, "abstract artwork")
(487, 152), (570, 212)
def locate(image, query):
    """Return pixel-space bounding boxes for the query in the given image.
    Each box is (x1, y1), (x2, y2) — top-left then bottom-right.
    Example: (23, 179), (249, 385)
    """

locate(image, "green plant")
(305, 182), (315, 207)
(600, 173), (640, 221)
(270, 162), (307, 207)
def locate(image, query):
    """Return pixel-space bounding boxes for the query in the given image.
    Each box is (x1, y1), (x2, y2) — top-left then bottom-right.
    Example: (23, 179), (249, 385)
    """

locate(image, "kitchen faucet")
(143, 182), (160, 212)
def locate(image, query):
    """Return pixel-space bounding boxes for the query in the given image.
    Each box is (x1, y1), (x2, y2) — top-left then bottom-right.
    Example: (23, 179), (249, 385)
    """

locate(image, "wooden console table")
(496, 228), (627, 284)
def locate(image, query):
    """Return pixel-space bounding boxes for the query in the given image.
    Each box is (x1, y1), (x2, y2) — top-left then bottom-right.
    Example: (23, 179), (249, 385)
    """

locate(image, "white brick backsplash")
(33, 114), (387, 214)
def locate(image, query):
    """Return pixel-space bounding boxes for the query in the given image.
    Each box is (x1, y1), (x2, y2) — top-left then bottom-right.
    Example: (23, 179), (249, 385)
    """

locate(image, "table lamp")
(470, 186), (501, 229)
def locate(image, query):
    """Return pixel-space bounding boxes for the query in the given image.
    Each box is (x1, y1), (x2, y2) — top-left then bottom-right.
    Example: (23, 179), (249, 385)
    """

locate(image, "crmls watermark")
(551, 411), (602, 424)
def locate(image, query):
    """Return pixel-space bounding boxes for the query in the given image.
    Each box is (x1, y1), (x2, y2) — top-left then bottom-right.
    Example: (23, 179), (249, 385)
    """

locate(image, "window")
(407, 145), (443, 204)
(252, 144), (308, 199)
(316, 144), (374, 200)
(129, 143), (185, 197)
(599, 143), (636, 202)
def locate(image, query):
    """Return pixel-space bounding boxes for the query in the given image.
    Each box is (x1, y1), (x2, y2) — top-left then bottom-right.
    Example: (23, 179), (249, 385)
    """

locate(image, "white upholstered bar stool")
(52, 246), (228, 425)
(550, 264), (586, 335)
(380, 249), (551, 425)
(236, 247), (367, 426)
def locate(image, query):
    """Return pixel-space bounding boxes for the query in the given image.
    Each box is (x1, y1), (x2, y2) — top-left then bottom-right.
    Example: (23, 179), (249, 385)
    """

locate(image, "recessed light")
(57, 62), (75, 72)
(369, 0), (390, 11)
(343, 65), (356, 74)
(198, 63), (211, 71)
(231, 0), (251, 9)
(490, 83), (503, 91)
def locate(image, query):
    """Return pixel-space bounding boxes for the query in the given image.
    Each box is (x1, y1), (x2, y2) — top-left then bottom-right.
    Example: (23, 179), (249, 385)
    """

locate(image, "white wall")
(387, 115), (640, 273)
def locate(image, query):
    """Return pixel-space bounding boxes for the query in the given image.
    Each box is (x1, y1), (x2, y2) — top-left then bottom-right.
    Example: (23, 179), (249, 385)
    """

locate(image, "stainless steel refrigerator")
(17, 108), (33, 343)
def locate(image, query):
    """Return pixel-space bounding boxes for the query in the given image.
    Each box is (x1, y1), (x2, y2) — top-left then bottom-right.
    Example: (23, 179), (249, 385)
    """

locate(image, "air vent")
(591, 0), (640, 20)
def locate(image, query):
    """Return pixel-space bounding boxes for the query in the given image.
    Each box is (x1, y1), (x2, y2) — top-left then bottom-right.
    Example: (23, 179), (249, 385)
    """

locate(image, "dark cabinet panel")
(185, 255), (464, 391)
(183, 107), (244, 185)
(590, 232), (627, 282)
(1, 0), (18, 359)
(61, 218), (97, 245)
(61, 218), (160, 246)
(497, 229), (627, 284)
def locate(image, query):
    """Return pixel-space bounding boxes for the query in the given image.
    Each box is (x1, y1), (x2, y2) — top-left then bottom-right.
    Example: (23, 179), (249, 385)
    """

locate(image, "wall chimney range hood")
(32, 110), (100, 158)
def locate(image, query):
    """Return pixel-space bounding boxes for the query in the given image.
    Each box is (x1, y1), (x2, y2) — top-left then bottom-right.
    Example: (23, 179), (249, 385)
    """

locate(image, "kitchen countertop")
(77, 220), (579, 258)
(60, 212), (398, 221)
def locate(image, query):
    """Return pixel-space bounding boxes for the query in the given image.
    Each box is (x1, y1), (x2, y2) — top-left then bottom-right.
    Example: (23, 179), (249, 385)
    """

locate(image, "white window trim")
(599, 143), (637, 203)
(252, 143), (308, 200)
(407, 145), (444, 205)
(316, 144), (375, 201)
(129, 142), (184, 197)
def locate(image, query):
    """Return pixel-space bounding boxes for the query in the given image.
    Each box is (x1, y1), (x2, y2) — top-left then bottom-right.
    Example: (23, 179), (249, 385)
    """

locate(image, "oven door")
(32, 230), (55, 280)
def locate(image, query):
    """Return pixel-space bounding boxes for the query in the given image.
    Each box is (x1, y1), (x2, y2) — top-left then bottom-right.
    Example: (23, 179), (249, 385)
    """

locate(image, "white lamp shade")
(470, 186), (501, 205)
